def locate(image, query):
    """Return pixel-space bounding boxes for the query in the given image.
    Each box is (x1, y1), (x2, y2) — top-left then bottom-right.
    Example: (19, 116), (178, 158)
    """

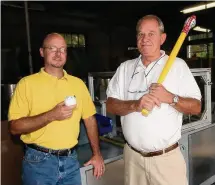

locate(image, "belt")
(26, 144), (76, 156)
(128, 142), (179, 157)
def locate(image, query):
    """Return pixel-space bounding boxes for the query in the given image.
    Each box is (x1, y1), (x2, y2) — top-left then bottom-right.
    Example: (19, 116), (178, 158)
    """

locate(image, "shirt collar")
(137, 50), (166, 68)
(39, 68), (69, 80)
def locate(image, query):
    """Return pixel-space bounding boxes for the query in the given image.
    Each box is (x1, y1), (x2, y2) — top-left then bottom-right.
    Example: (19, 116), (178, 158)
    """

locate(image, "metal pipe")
(24, 1), (33, 74)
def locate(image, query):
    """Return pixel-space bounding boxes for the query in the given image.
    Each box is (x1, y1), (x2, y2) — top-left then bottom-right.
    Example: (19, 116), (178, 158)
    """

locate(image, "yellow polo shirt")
(8, 68), (96, 149)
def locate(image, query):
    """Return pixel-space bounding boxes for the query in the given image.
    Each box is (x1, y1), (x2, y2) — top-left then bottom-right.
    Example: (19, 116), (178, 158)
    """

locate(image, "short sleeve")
(8, 78), (30, 121)
(106, 64), (125, 100)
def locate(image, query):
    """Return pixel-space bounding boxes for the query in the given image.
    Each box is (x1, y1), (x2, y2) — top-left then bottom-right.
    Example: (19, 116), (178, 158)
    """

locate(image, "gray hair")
(136, 15), (165, 34)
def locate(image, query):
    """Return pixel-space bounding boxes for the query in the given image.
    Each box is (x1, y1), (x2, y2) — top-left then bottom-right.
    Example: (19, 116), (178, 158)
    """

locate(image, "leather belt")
(128, 142), (179, 157)
(26, 144), (76, 156)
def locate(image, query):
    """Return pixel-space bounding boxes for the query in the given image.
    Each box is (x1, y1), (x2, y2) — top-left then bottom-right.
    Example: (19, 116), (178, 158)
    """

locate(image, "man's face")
(40, 36), (67, 69)
(137, 19), (166, 58)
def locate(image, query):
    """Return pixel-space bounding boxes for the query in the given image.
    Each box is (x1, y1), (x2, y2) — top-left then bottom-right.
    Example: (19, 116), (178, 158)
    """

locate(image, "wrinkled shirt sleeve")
(178, 61), (202, 101)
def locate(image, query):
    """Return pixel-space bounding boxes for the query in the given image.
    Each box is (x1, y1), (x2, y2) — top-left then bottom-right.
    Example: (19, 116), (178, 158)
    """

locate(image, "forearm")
(172, 96), (201, 115)
(84, 116), (101, 156)
(106, 97), (136, 116)
(10, 111), (53, 135)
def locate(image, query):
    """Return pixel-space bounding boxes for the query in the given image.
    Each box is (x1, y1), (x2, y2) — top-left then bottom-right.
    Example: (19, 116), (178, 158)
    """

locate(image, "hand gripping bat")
(141, 15), (196, 116)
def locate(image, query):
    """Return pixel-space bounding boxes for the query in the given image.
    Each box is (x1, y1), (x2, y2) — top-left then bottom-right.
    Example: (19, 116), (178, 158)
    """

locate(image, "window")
(188, 32), (213, 41)
(60, 33), (85, 48)
(187, 43), (214, 59)
(187, 31), (214, 59)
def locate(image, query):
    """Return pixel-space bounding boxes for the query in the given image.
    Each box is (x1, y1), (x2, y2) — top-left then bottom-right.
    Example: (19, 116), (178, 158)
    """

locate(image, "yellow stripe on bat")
(158, 32), (187, 83)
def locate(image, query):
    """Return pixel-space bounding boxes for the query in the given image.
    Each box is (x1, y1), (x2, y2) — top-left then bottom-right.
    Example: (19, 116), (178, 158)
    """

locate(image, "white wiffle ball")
(65, 96), (76, 106)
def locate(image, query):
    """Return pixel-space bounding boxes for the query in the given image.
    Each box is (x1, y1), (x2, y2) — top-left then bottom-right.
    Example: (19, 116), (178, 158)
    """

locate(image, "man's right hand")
(48, 101), (76, 121)
(134, 94), (161, 112)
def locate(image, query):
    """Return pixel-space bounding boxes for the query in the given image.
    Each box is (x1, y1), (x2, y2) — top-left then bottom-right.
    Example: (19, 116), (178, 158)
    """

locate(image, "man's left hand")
(84, 154), (105, 179)
(149, 83), (173, 104)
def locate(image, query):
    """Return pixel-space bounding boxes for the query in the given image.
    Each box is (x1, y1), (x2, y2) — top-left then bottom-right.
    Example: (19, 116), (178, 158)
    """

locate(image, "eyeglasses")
(43, 46), (67, 54)
(127, 55), (165, 94)
(127, 71), (149, 94)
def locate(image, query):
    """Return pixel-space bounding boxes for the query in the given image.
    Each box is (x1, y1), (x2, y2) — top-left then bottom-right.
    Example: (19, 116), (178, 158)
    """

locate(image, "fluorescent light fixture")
(193, 26), (211, 32)
(180, 2), (215, 14)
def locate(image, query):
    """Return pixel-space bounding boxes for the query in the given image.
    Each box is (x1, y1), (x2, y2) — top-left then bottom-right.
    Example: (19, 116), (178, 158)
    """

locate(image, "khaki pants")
(124, 143), (188, 185)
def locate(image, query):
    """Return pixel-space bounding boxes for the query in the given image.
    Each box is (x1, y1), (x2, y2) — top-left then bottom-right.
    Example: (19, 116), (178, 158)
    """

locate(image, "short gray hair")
(136, 15), (165, 34)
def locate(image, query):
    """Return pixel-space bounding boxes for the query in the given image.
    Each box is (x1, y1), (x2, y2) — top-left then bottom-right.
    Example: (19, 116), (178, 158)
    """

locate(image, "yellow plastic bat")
(142, 15), (196, 116)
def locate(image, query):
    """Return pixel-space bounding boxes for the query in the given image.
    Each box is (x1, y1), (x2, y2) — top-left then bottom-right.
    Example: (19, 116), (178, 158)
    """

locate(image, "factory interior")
(1, 1), (215, 185)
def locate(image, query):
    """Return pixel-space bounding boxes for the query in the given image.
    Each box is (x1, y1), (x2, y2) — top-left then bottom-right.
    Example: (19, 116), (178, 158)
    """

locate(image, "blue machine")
(78, 114), (113, 145)
(95, 113), (113, 136)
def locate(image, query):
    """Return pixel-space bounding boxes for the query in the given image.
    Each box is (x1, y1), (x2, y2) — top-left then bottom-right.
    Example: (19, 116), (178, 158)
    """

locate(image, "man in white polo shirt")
(106, 15), (201, 185)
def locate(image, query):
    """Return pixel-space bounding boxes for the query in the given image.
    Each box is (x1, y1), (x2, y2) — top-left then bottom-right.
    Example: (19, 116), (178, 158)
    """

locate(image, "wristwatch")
(170, 95), (179, 106)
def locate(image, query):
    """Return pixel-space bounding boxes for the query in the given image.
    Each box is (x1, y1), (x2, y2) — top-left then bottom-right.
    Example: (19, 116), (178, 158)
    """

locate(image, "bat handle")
(141, 109), (149, 116)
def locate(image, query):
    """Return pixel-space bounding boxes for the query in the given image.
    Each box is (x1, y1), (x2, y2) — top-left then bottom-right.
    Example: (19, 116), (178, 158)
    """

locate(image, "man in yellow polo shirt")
(8, 33), (105, 185)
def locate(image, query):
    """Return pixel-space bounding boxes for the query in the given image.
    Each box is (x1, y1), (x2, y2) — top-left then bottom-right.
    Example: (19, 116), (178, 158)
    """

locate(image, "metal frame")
(88, 68), (212, 131)
(88, 72), (115, 102)
(181, 123), (215, 185)
(182, 68), (212, 132)
(80, 155), (123, 185)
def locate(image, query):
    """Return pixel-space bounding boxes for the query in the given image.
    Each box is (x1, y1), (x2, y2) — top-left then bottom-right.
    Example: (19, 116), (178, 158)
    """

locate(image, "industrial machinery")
(77, 68), (214, 185)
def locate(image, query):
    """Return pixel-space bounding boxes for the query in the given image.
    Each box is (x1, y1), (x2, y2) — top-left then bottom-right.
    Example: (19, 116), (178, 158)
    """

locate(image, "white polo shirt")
(106, 50), (201, 152)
